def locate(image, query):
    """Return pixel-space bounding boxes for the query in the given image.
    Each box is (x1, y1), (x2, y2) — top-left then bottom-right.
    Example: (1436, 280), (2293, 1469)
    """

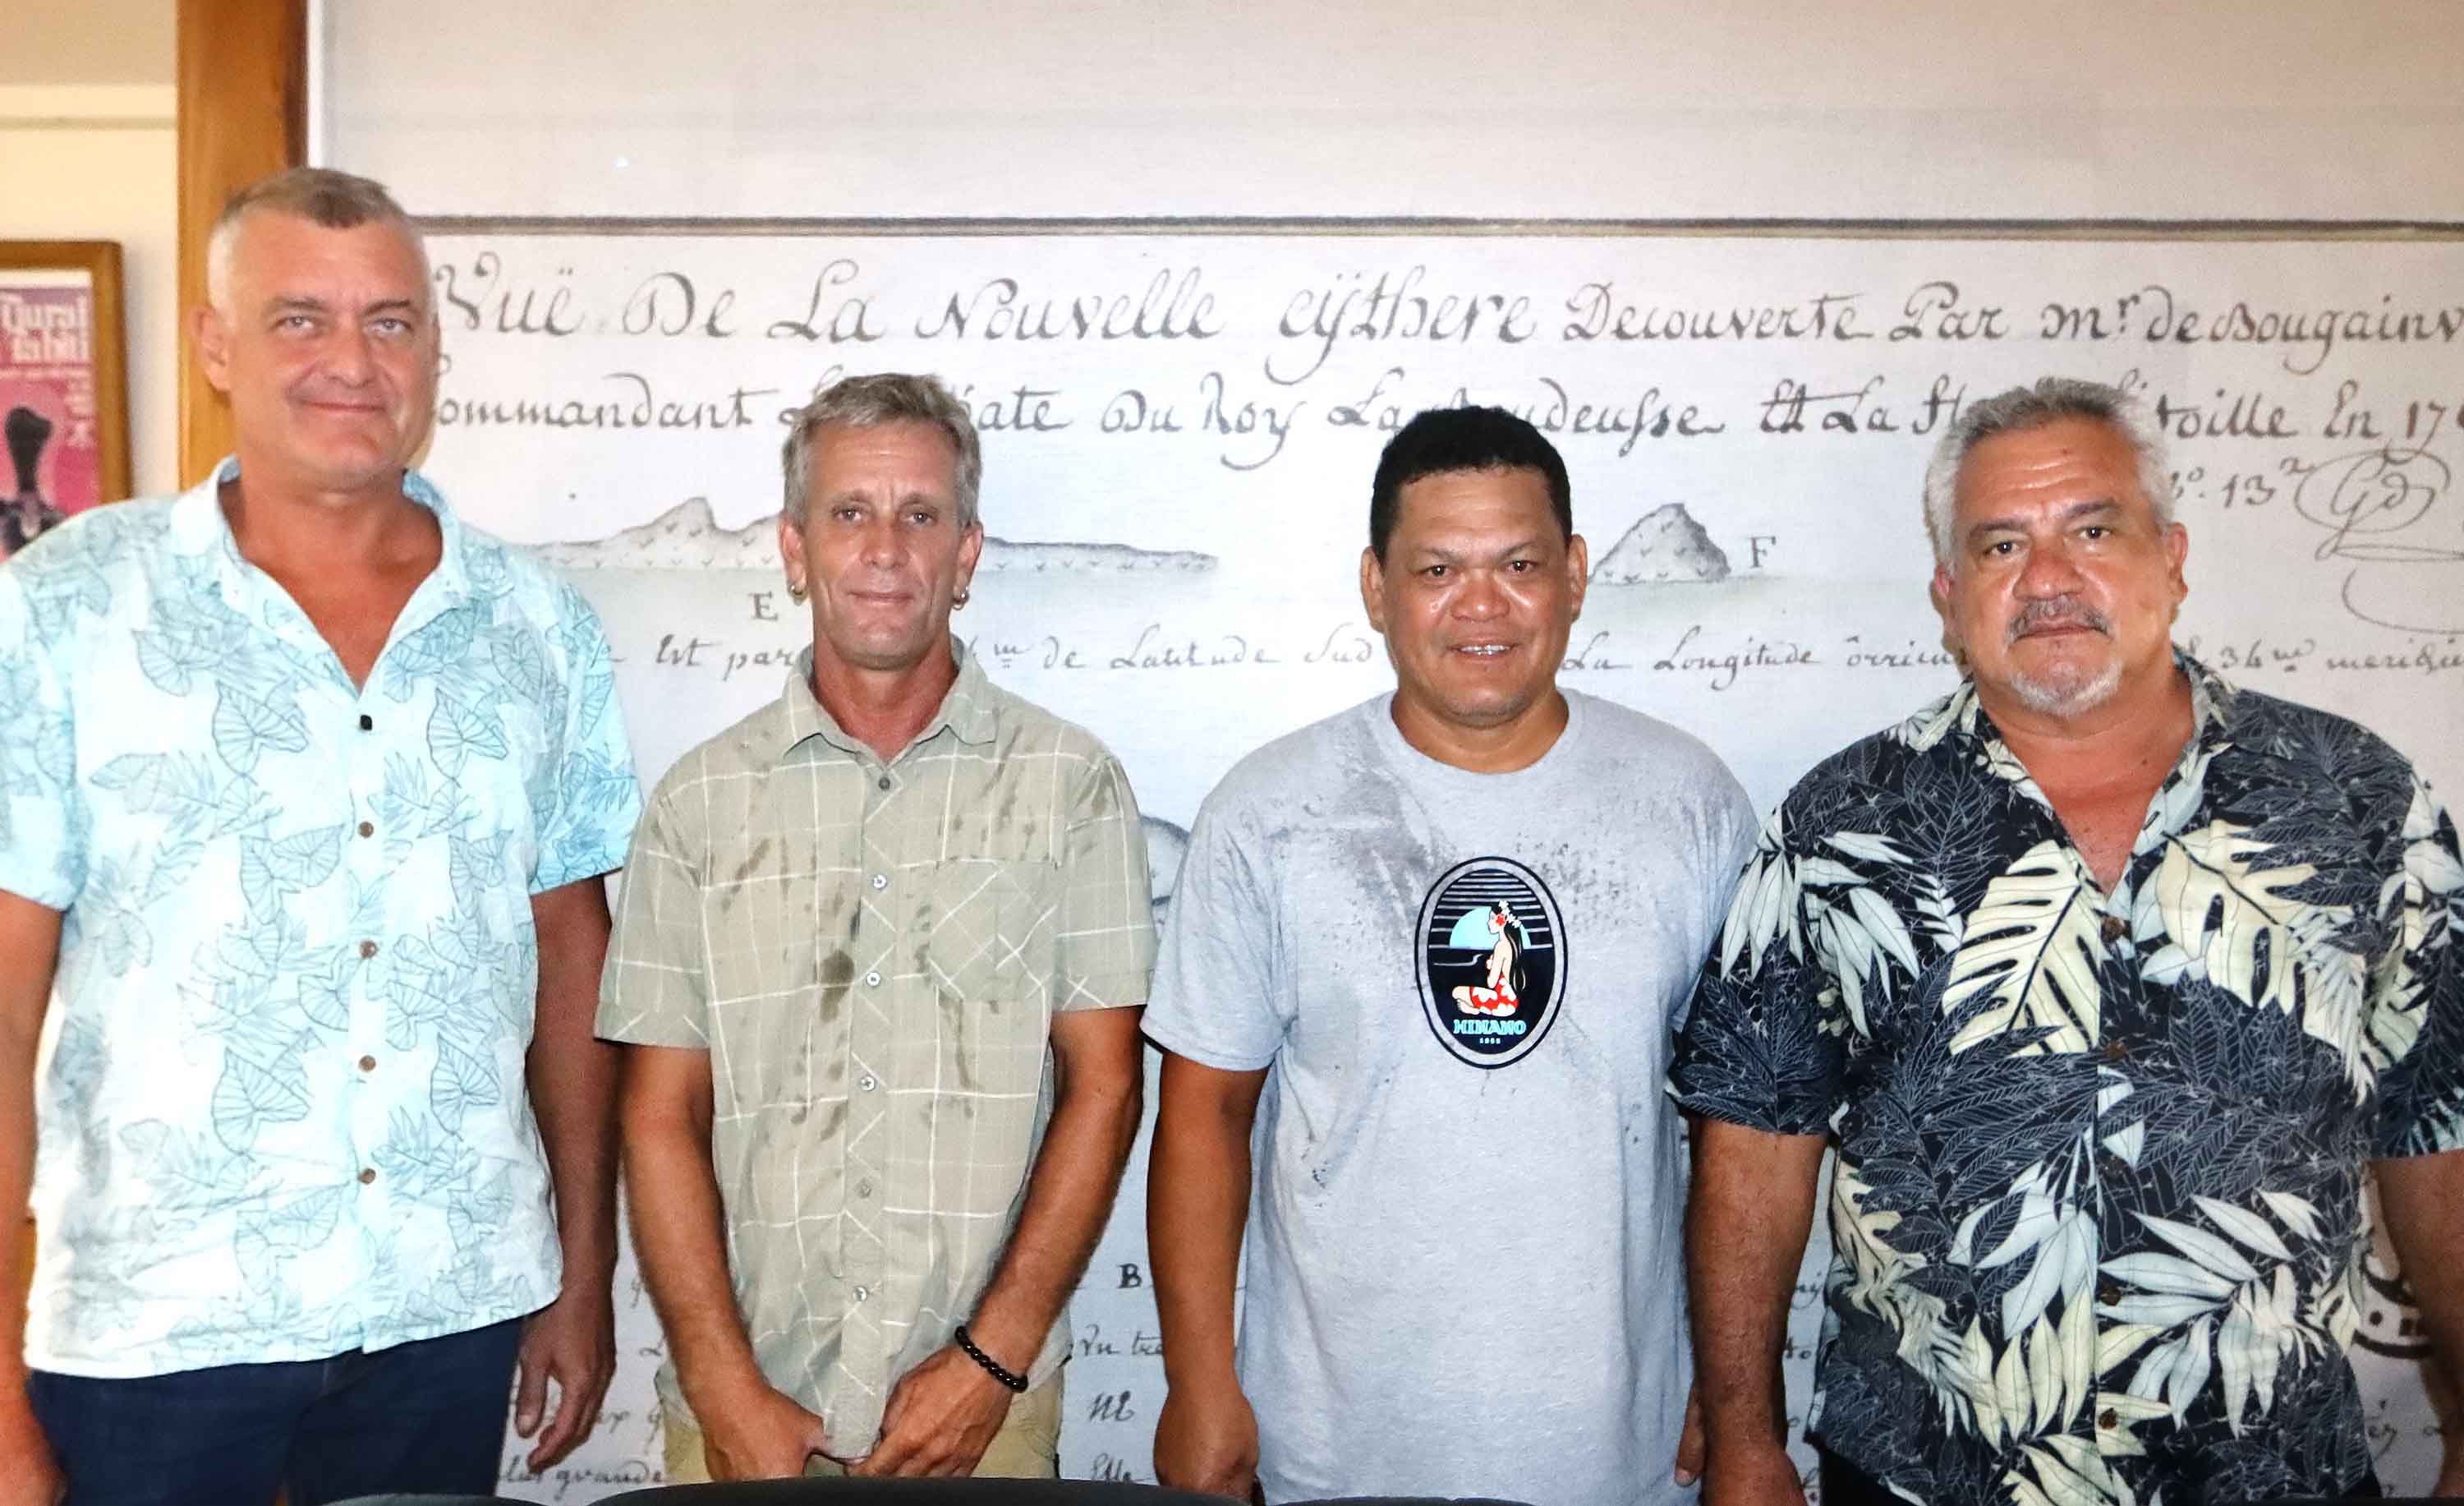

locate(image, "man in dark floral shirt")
(1673, 376), (2464, 1506)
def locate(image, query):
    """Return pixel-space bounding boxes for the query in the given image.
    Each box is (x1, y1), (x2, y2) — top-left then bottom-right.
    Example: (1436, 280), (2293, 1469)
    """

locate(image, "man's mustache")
(2007, 598), (2111, 644)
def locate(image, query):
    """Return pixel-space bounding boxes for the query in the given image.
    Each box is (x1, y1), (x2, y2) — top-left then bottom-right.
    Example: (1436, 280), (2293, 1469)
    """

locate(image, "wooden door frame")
(176, 0), (307, 483)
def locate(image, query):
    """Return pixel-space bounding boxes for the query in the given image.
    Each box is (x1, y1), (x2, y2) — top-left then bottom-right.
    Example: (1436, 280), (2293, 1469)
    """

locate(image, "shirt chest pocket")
(917, 851), (1063, 1209)
(429, 689), (553, 887)
(923, 851), (1059, 1011)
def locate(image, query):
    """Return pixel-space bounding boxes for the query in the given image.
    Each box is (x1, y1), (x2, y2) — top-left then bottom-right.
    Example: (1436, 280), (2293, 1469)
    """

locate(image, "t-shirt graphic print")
(1417, 855), (1565, 1068)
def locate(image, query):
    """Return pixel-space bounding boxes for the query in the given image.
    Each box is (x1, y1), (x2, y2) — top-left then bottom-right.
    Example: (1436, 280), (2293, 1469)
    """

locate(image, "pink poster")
(0, 274), (103, 561)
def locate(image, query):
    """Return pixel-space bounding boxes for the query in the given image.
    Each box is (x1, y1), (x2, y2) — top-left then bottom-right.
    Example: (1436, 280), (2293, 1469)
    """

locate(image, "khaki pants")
(664, 1376), (1063, 1484)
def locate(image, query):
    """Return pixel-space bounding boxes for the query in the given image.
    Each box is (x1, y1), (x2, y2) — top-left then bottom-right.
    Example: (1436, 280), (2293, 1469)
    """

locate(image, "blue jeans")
(29, 1318), (523, 1506)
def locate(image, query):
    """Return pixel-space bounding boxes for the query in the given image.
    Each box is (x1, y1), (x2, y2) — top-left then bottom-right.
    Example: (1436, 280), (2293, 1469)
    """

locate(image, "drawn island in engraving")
(529, 496), (1218, 574)
(1588, 502), (1731, 585)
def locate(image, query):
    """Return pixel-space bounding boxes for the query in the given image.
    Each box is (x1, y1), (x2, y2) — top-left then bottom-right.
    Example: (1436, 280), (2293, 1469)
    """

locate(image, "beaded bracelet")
(954, 1323), (1030, 1393)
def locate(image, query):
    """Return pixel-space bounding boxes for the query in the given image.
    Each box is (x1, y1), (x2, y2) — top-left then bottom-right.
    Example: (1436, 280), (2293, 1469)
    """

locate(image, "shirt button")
(357, 1055), (376, 1072)
(358, 713), (373, 732)
(2103, 1039), (2127, 1062)
(871, 873), (888, 891)
(859, 1075), (877, 1092)
(853, 1286), (870, 1302)
(857, 1178), (874, 1198)
(2100, 914), (2126, 942)
(876, 776), (893, 791)
(357, 1167), (377, 1186)
(358, 940), (379, 960)
(356, 821), (375, 839)
(2098, 1407), (2120, 1430)
(865, 970), (882, 987)
(2098, 1278), (2122, 1305)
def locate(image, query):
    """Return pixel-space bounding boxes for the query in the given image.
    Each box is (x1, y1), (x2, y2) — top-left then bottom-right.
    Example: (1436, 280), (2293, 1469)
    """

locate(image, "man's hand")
(695, 1381), (833, 1481)
(1702, 1439), (1808, 1506)
(513, 1285), (615, 1471)
(0, 1393), (63, 1506)
(848, 1345), (1013, 1478)
(1153, 1375), (1259, 1501)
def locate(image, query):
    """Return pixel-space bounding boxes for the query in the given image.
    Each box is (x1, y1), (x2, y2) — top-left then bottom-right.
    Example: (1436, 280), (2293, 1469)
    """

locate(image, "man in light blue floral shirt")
(0, 168), (641, 1506)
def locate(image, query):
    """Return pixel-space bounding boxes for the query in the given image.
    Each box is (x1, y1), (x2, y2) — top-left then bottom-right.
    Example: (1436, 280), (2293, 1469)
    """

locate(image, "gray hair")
(206, 167), (422, 314)
(780, 373), (983, 528)
(1921, 376), (2175, 563)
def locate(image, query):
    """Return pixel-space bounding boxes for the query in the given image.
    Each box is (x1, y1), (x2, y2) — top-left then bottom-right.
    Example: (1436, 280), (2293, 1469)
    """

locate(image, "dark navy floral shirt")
(1672, 653), (2464, 1506)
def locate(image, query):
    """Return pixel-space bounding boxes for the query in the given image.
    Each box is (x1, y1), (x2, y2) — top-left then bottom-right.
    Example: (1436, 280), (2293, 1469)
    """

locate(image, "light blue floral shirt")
(0, 459), (641, 1377)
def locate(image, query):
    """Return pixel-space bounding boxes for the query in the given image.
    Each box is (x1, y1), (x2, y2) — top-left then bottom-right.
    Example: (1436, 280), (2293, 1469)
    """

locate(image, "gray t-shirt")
(1144, 690), (1758, 1506)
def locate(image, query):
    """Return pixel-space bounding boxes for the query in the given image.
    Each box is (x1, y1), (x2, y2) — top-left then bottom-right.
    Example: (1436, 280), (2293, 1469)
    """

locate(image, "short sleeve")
(595, 787), (710, 1048)
(2373, 776), (2464, 1159)
(531, 585), (643, 894)
(1050, 753), (1156, 1012)
(1141, 795), (1289, 1072)
(1667, 801), (1848, 1137)
(0, 564), (85, 910)
(1673, 762), (1763, 1032)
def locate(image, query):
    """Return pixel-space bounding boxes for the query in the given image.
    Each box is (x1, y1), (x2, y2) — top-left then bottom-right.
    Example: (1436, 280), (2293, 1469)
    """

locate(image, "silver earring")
(953, 587), (971, 609)
(788, 582), (807, 604)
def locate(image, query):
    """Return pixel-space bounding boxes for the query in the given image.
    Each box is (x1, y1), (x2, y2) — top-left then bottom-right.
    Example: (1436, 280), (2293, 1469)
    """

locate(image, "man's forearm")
(526, 1044), (618, 1282)
(1687, 1117), (1826, 1448)
(2, 1066), (37, 1401)
(621, 1089), (765, 1407)
(965, 1021), (1143, 1370)
(0, 896), (62, 1400)
(1148, 1057), (1262, 1393)
(2374, 1152), (2464, 1416)
(1, 1029), (36, 1393)
(530, 880), (619, 1282)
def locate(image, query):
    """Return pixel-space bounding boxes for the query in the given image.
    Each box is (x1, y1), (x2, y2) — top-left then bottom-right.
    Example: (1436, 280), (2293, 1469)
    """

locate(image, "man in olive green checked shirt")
(600, 372), (1155, 1482)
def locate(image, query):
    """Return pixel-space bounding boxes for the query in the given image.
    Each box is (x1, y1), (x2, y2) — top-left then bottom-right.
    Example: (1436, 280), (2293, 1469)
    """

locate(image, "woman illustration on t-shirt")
(1453, 900), (1528, 1016)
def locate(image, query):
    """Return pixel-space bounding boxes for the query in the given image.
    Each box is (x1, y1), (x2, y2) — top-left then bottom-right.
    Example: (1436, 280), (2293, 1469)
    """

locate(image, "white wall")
(2, 0), (175, 88)
(0, 0), (177, 499)
(0, 85), (180, 500)
(320, 2), (2464, 223)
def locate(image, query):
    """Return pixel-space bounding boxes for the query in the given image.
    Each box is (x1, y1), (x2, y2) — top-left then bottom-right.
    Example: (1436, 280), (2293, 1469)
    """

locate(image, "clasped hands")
(697, 1343), (1017, 1481)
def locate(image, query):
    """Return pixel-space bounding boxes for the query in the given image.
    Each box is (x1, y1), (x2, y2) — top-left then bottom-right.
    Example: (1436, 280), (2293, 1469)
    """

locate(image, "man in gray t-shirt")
(1144, 407), (1757, 1506)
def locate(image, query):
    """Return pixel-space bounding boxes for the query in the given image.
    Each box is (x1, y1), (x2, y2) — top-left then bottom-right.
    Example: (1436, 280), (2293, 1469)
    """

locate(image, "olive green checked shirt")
(597, 642), (1155, 1450)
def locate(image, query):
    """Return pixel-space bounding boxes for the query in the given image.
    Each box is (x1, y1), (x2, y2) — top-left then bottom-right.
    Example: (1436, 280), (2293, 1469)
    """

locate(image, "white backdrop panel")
(424, 228), (2464, 1499)
(315, 2), (2464, 223)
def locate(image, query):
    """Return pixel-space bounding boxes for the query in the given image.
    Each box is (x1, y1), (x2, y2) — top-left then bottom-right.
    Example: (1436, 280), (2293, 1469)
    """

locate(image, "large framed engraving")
(0, 242), (131, 561)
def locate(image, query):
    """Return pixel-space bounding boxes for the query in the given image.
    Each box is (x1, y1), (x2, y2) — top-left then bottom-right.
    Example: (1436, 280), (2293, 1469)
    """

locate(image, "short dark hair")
(208, 168), (417, 312)
(1368, 406), (1572, 561)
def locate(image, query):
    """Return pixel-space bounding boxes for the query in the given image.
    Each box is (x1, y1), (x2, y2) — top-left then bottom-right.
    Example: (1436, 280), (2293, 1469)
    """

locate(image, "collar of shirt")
(168, 456), (477, 674)
(1911, 647), (2239, 831)
(770, 637), (1000, 764)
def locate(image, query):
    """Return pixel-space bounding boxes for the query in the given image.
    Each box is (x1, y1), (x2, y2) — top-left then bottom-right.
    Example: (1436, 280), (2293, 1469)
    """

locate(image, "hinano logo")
(1414, 857), (1565, 1070)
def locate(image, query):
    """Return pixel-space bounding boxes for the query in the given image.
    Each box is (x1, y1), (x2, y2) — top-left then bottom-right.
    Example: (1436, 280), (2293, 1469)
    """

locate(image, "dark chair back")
(608, 1481), (1238, 1504)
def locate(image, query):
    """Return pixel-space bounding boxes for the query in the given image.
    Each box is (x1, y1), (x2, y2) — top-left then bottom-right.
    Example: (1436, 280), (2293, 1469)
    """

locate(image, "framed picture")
(0, 241), (131, 562)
